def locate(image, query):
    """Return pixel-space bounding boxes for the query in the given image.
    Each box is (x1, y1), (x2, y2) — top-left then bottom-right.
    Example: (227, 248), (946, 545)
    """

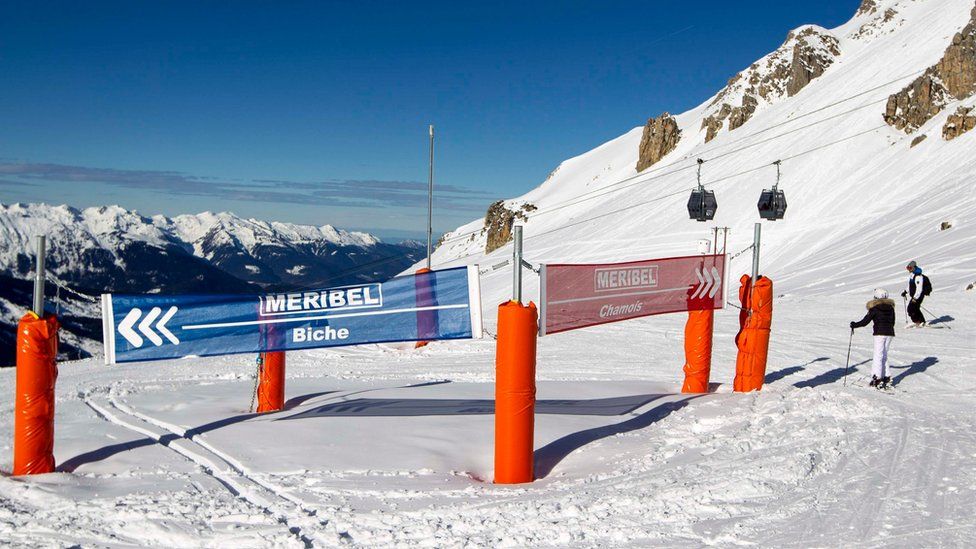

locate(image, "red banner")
(540, 254), (726, 335)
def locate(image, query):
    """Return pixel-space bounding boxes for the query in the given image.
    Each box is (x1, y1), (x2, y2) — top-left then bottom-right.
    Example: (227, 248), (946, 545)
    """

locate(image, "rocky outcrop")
(885, 5), (976, 133)
(701, 104), (729, 143)
(943, 105), (976, 140)
(700, 26), (840, 142)
(852, 8), (900, 40)
(786, 28), (842, 96)
(636, 113), (681, 171)
(857, 0), (878, 17)
(482, 201), (537, 254)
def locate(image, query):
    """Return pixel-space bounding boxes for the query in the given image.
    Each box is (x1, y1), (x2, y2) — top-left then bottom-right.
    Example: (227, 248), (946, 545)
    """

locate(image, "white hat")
(874, 288), (888, 299)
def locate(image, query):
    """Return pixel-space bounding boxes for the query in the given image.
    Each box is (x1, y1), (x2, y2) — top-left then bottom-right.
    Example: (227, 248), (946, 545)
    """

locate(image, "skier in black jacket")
(850, 288), (896, 388)
(900, 260), (927, 326)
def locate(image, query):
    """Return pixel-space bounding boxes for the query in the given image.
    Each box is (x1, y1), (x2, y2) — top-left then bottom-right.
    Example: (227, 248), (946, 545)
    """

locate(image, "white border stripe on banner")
(539, 264), (548, 337)
(101, 293), (116, 365)
(467, 265), (484, 339)
(547, 285), (695, 306)
(182, 303), (469, 331)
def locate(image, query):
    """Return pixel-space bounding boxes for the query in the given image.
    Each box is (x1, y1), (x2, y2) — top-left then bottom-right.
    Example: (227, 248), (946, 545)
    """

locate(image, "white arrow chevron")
(692, 266), (715, 299)
(709, 266), (722, 298)
(117, 306), (180, 348)
(692, 267), (706, 298)
(139, 307), (163, 346)
(118, 308), (143, 347)
(157, 306), (180, 345)
(701, 267), (714, 298)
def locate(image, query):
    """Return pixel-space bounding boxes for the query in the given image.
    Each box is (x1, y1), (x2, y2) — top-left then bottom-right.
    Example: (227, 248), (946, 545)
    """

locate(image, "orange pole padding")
(681, 308), (714, 393)
(256, 351), (286, 412)
(13, 313), (59, 476)
(414, 267), (437, 349)
(733, 276), (774, 392)
(494, 300), (538, 484)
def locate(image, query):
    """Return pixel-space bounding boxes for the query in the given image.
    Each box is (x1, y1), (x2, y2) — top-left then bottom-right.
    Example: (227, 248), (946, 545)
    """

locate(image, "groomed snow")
(1, 293), (974, 546)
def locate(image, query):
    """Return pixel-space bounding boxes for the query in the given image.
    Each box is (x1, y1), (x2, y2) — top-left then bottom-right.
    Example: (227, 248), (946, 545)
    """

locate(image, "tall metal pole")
(751, 222), (761, 281)
(426, 124), (434, 269)
(33, 235), (46, 315)
(513, 225), (523, 303)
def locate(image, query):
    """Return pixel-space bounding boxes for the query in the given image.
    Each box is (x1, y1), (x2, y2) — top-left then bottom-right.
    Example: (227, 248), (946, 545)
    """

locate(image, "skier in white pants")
(850, 288), (897, 389)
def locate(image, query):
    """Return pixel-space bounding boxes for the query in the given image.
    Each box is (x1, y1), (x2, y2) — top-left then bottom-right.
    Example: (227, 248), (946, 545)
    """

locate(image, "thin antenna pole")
(712, 227), (719, 254)
(513, 226), (523, 303)
(751, 222), (761, 281)
(33, 235), (46, 315)
(426, 125), (434, 269)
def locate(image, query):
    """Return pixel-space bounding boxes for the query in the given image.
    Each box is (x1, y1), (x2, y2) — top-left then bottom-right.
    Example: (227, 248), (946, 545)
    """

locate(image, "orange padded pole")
(256, 351), (286, 412)
(494, 300), (538, 484)
(681, 308), (714, 393)
(13, 312), (59, 475)
(733, 276), (774, 392)
(414, 267), (437, 348)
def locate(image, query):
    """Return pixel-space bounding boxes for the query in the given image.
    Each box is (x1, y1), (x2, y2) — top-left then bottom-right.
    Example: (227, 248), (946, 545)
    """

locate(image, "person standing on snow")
(850, 288), (896, 389)
(900, 260), (927, 327)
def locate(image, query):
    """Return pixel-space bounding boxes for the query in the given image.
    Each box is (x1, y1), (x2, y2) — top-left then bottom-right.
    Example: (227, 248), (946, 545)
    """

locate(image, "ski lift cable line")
(521, 125), (888, 244)
(434, 77), (915, 249)
(432, 124), (887, 268)
(323, 76), (914, 278)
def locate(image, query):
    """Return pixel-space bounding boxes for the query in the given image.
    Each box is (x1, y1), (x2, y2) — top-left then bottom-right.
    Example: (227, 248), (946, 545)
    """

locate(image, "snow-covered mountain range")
(0, 202), (424, 364)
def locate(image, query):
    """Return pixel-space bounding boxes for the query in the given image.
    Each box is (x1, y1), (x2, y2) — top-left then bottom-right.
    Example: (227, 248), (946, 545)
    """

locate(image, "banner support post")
(751, 222), (761, 281)
(513, 225), (523, 303)
(426, 124), (434, 269)
(32, 235), (46, 315)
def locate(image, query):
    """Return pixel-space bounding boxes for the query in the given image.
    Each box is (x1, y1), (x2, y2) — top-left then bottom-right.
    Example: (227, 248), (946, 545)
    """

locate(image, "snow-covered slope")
(432, 0), (976, 313)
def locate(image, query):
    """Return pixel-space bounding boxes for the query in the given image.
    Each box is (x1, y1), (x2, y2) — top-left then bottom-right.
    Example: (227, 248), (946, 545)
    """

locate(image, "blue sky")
(0, 1), (859, 241)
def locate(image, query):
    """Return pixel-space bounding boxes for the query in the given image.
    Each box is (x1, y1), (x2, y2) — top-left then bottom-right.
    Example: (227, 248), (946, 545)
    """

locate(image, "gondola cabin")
(688, 189), (718, 222)
(757, 188), (787, 220)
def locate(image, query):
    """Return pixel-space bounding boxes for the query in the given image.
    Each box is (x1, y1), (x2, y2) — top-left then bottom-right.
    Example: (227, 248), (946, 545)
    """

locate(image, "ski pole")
(902, 295), (908, 323)
(843, 328), (854, 387)
(920, 304), (952, 329)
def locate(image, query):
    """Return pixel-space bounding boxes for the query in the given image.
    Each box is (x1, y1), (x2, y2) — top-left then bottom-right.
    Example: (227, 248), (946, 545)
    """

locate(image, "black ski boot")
(880, 376), (892, 389)
(869, 376), (880, 388)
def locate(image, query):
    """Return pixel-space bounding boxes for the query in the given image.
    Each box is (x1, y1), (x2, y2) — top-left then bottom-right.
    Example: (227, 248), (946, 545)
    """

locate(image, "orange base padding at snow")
(13, 313), (59, 476)
(256, 351), (285, 412)
(414, 267), (437, 349)
(494, 300), (538, 484)
(681, 308), (714, 393)
(733, 275), (773, 392)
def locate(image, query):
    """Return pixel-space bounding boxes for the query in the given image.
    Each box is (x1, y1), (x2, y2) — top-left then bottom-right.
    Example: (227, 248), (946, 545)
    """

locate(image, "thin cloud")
(0, 162), (496, 212)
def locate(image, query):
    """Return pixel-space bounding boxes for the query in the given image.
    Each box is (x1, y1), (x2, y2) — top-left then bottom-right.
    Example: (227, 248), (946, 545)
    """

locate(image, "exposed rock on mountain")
(884, 4), (976, 133)
(636, 113), (681, 171)
(943, 105), (976, 139)
(700, 26), (840, 143)
(482, 201), (537, 254)
(857, 0), (879, 17)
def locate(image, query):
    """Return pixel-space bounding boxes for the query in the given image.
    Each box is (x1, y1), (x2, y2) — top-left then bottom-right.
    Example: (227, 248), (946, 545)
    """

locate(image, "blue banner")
(102, 266), (483, 364)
